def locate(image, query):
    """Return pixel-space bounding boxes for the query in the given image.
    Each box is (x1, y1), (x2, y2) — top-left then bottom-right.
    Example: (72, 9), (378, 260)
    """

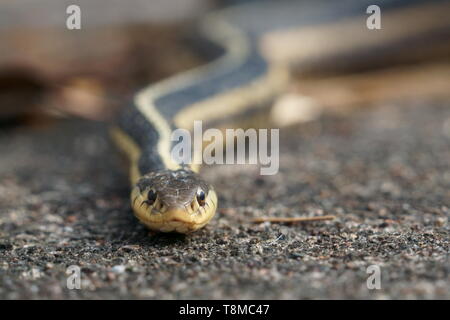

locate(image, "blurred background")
(1, 0), (449, 125)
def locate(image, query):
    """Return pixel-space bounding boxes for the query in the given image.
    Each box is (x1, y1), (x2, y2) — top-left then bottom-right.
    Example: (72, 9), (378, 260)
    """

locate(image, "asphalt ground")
(0, 98), (449, 299)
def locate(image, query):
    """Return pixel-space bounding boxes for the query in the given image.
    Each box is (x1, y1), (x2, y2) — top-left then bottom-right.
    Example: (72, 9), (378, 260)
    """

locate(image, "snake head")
(131, 169), (218, 233)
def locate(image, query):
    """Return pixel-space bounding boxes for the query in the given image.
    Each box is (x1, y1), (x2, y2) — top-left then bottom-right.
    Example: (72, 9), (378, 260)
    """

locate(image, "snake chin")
(130, 169), (218, 234)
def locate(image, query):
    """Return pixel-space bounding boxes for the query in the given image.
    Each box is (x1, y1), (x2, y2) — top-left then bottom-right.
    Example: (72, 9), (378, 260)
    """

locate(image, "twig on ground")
(251, 215), (336, 224)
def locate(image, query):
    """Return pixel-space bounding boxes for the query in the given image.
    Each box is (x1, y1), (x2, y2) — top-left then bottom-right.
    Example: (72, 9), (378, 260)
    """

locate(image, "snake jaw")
(164, 208), (195, 224)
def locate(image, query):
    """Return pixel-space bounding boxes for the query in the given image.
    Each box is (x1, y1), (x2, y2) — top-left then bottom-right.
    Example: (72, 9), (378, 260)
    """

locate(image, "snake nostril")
(190, 200), (200, 213)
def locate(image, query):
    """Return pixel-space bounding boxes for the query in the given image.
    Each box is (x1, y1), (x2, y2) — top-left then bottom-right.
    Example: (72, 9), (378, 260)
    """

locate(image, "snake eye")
(147, 189), (157, 205)
(196, 189), (206, 206)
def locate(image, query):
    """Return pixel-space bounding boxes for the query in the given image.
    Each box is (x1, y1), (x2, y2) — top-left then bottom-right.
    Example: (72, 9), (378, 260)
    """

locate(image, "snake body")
(110, 0), (449, 233)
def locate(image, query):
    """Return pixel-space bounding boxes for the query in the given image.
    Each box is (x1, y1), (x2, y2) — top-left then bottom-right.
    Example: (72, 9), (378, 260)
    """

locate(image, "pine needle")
(252, 215), (336, 224)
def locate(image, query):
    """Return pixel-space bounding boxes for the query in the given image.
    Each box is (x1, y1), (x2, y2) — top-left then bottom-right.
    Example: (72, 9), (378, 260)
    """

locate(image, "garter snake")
(110, 0), (449, 233)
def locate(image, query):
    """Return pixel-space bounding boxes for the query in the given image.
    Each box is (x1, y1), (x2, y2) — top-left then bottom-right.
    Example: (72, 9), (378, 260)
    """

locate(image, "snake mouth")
(131, 188), (218, 234)
(164, 208), (195, 224)
(138, 207), (210, 233)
